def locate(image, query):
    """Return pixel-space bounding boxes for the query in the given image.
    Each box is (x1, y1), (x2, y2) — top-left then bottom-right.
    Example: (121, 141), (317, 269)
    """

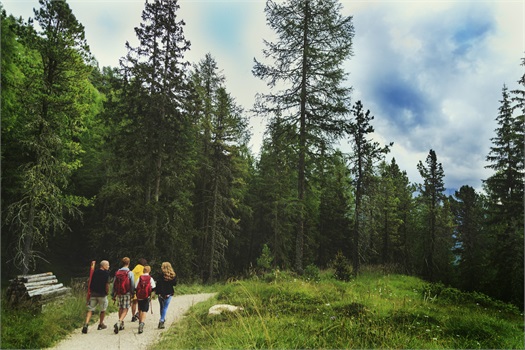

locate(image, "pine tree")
(253, 0), (354, 273)
(450, 185), (488, 291)
(99, 0), (196, 271)
(416, 149), (448, 282)
(3, 0), (93, 274)
(483, 84), (524, 308)
(347, 101), (391, 275)
(188, 54), (251, 282)
(253, 123), (299, 270)
(387, 158), (414, 271)
(376, 161), (403, 265)
(317, 151), (352, 267)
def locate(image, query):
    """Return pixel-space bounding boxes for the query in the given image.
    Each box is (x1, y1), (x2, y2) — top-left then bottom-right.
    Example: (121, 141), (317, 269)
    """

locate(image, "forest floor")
(47, 293), (216, 350)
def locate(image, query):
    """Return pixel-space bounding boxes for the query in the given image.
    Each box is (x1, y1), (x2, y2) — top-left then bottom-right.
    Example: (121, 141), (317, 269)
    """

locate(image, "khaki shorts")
(87, 296), (108, 312)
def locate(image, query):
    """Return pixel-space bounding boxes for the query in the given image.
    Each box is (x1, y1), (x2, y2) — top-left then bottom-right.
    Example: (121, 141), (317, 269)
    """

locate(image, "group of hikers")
(82, 257), (178, 335)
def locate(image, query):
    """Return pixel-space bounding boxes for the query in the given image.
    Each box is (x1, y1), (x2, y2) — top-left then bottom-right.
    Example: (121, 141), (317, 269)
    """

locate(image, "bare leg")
(120, 308), (129, 321)
(84, 310), (92, 325)
(139, 310), (147, 323)
(131, 300), (137, 318)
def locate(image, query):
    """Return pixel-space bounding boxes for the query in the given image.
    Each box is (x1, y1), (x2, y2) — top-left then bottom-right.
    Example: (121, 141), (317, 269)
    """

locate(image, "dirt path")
(48, 293), (216, 350)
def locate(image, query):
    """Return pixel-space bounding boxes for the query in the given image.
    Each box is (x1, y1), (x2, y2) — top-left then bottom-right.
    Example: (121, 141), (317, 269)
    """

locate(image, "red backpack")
(114, 270), (131, 295)
(136, 275), (152, 300)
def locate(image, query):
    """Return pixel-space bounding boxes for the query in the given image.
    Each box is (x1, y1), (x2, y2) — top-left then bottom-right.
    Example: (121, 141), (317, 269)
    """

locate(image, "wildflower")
(330, 316), (336, 321)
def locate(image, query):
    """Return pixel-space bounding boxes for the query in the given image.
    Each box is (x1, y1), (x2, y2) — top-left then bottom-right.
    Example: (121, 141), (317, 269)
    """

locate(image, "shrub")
(256, 244), (274, 273)
(331, 251), (352, 282)
(303, 264), (320, 283)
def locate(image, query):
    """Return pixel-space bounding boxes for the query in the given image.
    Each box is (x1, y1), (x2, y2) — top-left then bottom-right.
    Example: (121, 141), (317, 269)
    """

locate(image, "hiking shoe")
(97, 323), (107, 330)
(138, 322), (144, 334)
(131, 315), (137, 322)
(158, 321), (165, 329)
(82, 324), (88, 334)
(114, 322), (119, 334)
(119, 321), (125, 330)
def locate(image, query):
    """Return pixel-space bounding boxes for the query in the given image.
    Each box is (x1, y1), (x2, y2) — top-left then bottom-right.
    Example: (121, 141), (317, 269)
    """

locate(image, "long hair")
(161, 262), (176, 280)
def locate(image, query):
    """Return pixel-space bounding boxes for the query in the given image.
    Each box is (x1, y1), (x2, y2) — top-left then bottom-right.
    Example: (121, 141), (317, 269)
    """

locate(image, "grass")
(0, 279), (217, 349)
(0, 287), (118, 349)
(155, 269), (524, 349)
(1, 269), (523, 349)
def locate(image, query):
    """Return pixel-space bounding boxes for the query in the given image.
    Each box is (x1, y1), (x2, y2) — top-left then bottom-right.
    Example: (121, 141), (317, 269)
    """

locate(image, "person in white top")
(135, 265), (156, 334)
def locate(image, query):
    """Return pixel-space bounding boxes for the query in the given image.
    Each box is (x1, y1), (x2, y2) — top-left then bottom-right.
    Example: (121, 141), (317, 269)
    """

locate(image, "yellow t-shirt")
(131, 264), (144, 299)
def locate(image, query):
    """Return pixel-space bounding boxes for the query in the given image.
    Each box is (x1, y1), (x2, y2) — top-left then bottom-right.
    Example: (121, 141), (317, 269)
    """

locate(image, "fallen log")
(6, 272), (71, 309)
(33, 287), (71, 301)
(23, 279), (60, 290)
(27, 283), (64, 298)
(15, 272), (53, 282)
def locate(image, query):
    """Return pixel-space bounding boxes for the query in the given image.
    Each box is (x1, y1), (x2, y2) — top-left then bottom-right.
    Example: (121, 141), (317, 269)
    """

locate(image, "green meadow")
(1, 268), (523, 349)
(156, 268), (524, 349)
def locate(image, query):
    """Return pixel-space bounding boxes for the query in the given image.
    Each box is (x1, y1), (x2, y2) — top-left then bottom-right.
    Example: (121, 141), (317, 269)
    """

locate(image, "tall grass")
(156, 269), (524, 349)
(0, 287), (117, 349)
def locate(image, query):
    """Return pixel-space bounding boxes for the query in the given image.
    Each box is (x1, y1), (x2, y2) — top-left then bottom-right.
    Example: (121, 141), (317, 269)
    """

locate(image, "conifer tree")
(347, 101), (391, 275)
(191, 54), (250, 282)
(450, 185), (488, 291)
(416, 149), (449, 282)
(253, 0), (354, 273)
(483, 84), (524, 307)
(99, 0), (196, 271)
(3, 0), (93, 273)
(376, 161), (403, 265)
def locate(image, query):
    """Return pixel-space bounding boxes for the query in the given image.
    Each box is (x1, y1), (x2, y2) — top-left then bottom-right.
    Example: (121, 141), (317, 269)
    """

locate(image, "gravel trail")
(48, 293), (216, 350)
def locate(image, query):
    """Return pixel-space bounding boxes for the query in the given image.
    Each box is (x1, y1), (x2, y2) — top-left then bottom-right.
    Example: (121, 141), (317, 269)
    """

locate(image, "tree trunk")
(22, 201), (37, 275)
(295, 0), (309, 275)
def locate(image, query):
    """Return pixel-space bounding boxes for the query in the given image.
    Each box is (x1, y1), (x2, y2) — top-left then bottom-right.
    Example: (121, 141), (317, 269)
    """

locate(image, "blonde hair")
(143, 265), (151, 274)
(121, 257), (130, 267)
(161, 262), (176, 280)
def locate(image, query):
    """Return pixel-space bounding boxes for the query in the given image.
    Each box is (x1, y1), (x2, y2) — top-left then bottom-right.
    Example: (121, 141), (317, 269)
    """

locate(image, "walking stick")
(150, 297), (153, 314)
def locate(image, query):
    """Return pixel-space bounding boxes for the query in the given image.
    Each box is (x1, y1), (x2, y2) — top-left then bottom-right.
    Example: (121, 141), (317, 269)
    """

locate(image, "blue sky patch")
(202, 3), (247, 53)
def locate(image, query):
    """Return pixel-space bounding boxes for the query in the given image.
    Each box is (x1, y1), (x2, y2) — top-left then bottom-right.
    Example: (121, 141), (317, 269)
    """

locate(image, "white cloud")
(3, 0), (523, 191)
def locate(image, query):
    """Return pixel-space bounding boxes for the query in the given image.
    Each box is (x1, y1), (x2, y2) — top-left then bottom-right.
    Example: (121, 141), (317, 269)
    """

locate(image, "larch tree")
(3, 0), (94, 274)
(253, 0), (354, 273)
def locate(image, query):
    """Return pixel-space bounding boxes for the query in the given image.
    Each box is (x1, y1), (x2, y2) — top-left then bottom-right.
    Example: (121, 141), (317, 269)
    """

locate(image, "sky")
(3, 0), (524, 193)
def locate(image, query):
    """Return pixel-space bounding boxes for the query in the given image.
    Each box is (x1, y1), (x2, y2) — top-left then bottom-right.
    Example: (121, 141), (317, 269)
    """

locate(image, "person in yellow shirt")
(130, 258), (147, 322)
